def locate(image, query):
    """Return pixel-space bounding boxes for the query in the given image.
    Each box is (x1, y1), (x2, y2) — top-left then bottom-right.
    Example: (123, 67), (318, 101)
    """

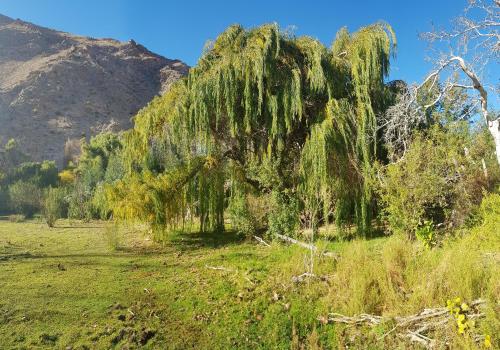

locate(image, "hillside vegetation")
(1, 1), (499, 348)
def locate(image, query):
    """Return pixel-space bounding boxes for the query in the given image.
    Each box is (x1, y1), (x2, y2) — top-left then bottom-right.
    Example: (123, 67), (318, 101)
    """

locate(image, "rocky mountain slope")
(0, 13), (188, 166)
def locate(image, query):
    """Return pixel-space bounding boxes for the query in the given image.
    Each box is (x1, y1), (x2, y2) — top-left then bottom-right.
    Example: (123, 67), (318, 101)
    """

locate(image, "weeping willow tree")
(108, 22), (396, 238)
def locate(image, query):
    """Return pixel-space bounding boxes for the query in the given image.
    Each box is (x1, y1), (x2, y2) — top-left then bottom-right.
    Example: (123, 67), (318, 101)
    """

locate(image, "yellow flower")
(460, 303), (469, 311)
(484, 334), (491, 348)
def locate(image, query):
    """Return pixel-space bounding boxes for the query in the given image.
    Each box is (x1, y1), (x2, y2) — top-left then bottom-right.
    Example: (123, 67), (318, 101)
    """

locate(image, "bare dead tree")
(419, 0), (500, 165)
(380, 82), (426, 161)
(384, 1), (499, 164)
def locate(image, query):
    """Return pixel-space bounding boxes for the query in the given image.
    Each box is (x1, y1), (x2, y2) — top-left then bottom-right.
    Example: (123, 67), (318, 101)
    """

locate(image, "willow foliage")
(112, 22), (396, 237)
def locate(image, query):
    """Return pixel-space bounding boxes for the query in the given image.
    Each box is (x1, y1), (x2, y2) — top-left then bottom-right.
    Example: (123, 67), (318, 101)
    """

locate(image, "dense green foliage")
(7, 181), (43, 217)
(66, 133), (124, 221)
(0, 139), (58, 216)
(378, 124), (498, 237)
(110, 22), (397, 237)
(0, 134), (123, 222)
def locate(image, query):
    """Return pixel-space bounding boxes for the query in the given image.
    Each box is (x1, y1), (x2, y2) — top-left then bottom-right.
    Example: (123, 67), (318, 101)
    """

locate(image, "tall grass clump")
(327, 237), (415, 315)
(323, 217), (498, 317)
(43, 187), (67, 227)
(104, 223), (123, 251)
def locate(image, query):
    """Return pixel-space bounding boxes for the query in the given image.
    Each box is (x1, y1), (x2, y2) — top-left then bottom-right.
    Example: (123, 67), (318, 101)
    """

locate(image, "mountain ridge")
(0, 13), (188, 166)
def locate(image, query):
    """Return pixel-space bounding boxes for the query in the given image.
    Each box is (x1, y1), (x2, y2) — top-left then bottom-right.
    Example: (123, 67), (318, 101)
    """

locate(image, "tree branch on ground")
(321, 299), (486, 348)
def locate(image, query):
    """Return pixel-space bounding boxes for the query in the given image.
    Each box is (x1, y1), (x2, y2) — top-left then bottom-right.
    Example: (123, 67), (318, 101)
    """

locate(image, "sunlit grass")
(0, 219), (498, 349)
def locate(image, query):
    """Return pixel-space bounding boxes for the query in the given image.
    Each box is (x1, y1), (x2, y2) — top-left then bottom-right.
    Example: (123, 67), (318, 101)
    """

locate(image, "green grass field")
(0, 219), (498, 349)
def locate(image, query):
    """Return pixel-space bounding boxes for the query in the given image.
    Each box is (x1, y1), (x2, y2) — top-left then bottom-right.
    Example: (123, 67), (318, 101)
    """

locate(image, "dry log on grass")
(291, 272), (317, 283)
(291, 272), (331, 284)
(275, 234), (339, 259)
(321, 299), (486, 348)
(253, 235), (271, 247)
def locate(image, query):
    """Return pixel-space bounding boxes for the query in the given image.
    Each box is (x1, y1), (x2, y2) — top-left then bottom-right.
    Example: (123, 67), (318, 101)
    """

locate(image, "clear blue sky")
(0, 0), (478, 87)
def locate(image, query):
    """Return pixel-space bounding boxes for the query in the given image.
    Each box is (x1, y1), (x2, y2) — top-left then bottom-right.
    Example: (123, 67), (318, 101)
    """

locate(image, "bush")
(67, 182), (93, 221)
(415, 220), (435, 248)
(0, 186), (9, 214)
(43, 187), (67, 227)
(378, 126), (495, 238)
(91, 184), (112, 220)
(8, 181), (42, 217)
(478, 191), (500, 226)
(58, 169), (75, 186)
(8, 214), (26, 223)
(227, 192), (256, 236)
(267, 190), (300, 238)
(11, 161), (58, 188)
(104, 153), (125, 183)
(104, 223), (123, 251)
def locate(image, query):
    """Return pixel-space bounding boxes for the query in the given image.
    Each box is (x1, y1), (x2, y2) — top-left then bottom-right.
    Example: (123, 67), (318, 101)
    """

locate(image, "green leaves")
(117, 22), (398, 237)
(415, 220), (435, 249)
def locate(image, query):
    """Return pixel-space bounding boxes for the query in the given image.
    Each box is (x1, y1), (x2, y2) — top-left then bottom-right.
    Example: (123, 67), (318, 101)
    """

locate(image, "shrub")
(104, 223), (123, 251)
(228, 192), (256, 236)
(104, 153), (125, 183)
(43, 187), (67, 227)
(67, 182), (93, 221)
(58, 169), (75, 185)
(378, 126), (494, 238)
(0, 186), (9, 214)
(11, 161), (58, 188)
(8, 214), (26, 223)
(8, 181), (42, 217)
(91, 184), (113, 220)
(478, 191), (500, 226)
(267, 190), (300, 238)
(415, 220), (435, 249)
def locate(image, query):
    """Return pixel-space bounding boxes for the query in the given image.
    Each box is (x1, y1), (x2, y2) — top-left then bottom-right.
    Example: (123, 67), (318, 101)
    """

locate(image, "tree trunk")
(490, 119), (500, 166)
(449, 56), (500, 167)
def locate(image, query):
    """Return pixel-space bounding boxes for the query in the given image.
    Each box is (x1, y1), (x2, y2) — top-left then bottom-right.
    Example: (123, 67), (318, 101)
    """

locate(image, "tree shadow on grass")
(0, 251), (163, 262)
(169, 230), (245, 251)
(319, 221), (388, 243)
(53, 226), (104, 229)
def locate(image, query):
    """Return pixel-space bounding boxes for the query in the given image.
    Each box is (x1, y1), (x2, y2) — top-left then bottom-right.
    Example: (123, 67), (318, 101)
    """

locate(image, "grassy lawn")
(0, 219), (498, 349)
(0, 220), (335, 349)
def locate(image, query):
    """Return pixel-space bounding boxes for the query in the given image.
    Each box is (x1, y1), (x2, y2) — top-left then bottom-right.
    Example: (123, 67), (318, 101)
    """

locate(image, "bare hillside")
(0, 13), (188, 166)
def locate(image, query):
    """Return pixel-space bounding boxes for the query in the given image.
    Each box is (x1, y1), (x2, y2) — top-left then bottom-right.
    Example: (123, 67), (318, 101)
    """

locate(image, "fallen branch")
(321, 299), (486, 348)
(275, 234), (339, 259)
(275, 233), (316, 250)
(253, 235), (271, 247)
(291, 272), (330, 284)
(291, 272), (317, 283)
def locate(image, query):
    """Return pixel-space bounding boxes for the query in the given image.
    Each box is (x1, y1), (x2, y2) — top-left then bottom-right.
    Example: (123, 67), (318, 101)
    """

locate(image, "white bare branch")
(418, 0), (500, 165)
(321, 299), (486, 348)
